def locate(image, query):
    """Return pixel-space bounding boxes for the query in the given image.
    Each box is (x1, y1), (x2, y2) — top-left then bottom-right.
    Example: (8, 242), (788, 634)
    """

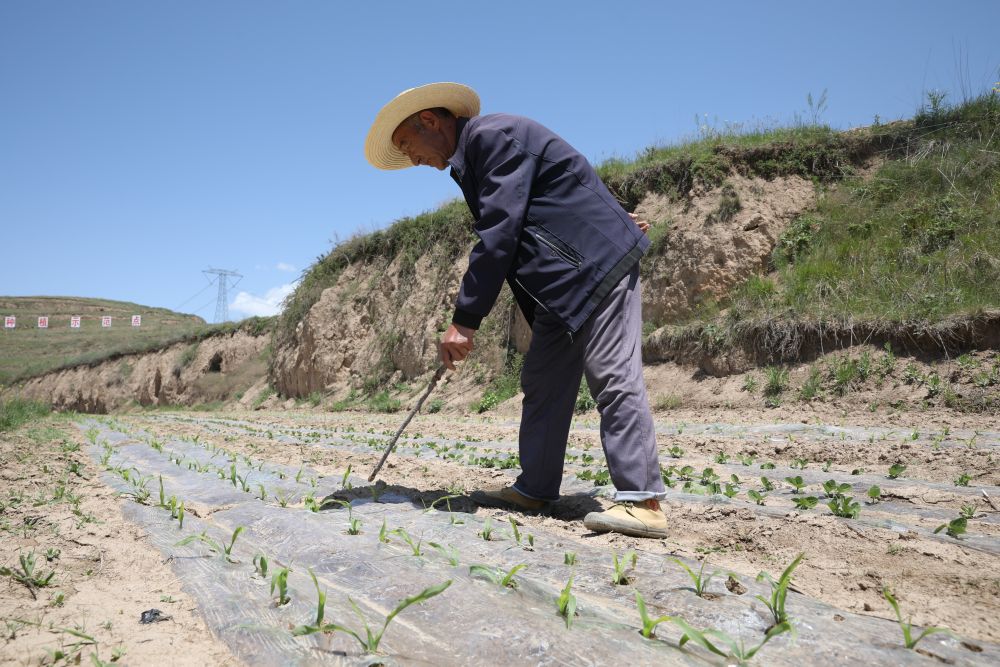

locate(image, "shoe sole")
(584, 515), (668, 539)
(469, 490), (547, 514)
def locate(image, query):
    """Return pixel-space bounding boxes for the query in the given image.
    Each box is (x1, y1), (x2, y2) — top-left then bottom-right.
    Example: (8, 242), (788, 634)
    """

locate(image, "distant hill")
(0, 296), (208, 384)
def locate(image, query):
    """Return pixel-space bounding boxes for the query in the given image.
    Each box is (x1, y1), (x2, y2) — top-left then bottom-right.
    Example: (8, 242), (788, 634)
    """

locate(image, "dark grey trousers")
(512, 264), (667, 502)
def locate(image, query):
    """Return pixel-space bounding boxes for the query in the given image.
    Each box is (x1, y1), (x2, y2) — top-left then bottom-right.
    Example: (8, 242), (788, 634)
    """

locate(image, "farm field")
(2, 407), (998, 666)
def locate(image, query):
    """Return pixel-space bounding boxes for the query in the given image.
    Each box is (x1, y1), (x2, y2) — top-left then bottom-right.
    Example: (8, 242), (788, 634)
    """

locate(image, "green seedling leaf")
(933, 516), (967, 539)
(428, 542), (460, 566)
(867, 485), (882, 503)
(887, 463), (906, 479)
(508, 516), (522, 544)
(556, 577), (577, 628)
(954, 473), (971, 487)
(827, 495), (860, 519)
(635, 590), (670, 638)
(271, 566), (291, 606)
(253, 553), (269, 578)
(883, 587), (953, 649)
(668, 445), (684, 458)
(784, 476), (806, 493)
(671, 558), (718, 598)
(748, 490), (766, 505)
(391, 528), (423, 556)
(564, 552), (577, 566)
(792, 496), (818, 510)
(612, 551), (638, 585)
(478, 518), (494, 541)
(760, 476), (775, 491)
(755, 552), (804, 627)
(822, 479), (852, 498)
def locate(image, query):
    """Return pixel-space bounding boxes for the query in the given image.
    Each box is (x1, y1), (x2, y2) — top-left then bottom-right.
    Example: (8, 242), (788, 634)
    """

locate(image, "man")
(365, 82), (667, 538)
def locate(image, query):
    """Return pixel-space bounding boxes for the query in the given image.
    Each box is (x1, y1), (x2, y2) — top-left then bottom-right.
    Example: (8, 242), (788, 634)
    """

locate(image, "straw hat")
(365, 82), (480, 170)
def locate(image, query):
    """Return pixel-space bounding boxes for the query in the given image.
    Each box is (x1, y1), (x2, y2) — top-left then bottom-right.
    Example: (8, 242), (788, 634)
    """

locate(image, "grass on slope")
(0, 296), (273, 384)
(726, 91), (1000, 325)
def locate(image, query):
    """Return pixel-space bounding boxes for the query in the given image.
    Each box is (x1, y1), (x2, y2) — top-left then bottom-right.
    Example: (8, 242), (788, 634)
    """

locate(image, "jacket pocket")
(529, 227), (583, 268)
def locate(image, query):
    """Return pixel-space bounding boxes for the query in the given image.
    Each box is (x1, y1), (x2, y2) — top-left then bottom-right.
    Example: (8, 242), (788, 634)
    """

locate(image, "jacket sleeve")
(452, 128), (537, 330)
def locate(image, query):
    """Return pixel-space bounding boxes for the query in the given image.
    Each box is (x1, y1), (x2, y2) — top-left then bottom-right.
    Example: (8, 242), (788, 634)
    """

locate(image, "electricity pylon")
(203, 268), (242, 323)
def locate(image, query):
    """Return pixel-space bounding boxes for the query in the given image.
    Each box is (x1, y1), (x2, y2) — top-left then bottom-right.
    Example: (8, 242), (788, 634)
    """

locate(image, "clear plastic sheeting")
(81, 419), (998, 666)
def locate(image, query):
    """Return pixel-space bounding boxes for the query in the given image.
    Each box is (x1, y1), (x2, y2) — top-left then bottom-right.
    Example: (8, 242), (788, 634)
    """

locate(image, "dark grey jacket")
(448, 114), (648, 334)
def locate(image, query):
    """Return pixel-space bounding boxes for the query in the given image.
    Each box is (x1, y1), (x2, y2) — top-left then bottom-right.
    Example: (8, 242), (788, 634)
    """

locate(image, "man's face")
(391, 111), (454, 170)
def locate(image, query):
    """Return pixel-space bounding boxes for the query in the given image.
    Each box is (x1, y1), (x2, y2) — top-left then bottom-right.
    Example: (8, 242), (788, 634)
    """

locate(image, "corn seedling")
(866, 485), (882, 503)
(253, 554), (269, 578)
(293, 568), (327, 630)
(755, 552), (803, 627)
(822, 479), (852, 498)
(564, 552), (577, 566)
(669, 615), (791, 665)
(340, 465), (353, 490)
(276, 490), (290, 508)
(428, 542), (460, 566)
(303, 493), (319, 512)
(391, 528), (423, 556)
(271, 566), (291, 606)
(291, 580), (452, 654)
(378, 519), (390, 544)
(934, 516), (967, 539)
(469, 563), (526, 589)
(176, 526), (245, 563)
(827, 495), (860, 519)
(556, 577), (577, 628)
(635, 590), (670, 638)
(954, 473), (971, 487)
(822, 460), (832, 472)
(507, 516), (525, 545)
(748, 490), (767, 505)
(792, 496), (818, 510)
(612, 551), (638, 585)
(784, 476), (805, 494)
(887, 463), (906, 479)
(478, 518), (495, 541)
(672, 558), (718, 598)
(883, 587), (952, 649)
(790, 458), (808, 470)
(257, 484), (267, 501)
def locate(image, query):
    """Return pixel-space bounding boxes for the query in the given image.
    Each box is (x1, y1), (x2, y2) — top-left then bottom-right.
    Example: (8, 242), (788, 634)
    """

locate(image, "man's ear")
(418, 109), (440, 130)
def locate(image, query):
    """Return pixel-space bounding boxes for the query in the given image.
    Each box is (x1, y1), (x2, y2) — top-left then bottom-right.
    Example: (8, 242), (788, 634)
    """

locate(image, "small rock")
(139, 608), (171, 624)
(725, 575), (746, 595)
(863, 602), (874, 612)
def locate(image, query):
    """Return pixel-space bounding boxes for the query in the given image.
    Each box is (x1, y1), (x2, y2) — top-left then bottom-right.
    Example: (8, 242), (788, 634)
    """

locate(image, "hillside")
(0, 296), (208, 384)
(265, 91), (999, 415)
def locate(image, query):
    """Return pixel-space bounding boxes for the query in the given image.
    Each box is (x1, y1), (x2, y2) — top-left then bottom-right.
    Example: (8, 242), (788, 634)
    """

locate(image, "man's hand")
(440, 323), (475, 370)
(629, 212), (650, 234)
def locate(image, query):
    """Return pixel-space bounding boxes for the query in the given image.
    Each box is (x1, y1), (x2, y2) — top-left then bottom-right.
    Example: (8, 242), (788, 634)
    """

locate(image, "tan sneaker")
(470, 485), (548, 512)
(583, 499), (668, 538)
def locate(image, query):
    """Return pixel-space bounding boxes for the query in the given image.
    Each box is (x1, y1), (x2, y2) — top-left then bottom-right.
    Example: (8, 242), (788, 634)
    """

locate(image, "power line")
(175, 278), (217, 311)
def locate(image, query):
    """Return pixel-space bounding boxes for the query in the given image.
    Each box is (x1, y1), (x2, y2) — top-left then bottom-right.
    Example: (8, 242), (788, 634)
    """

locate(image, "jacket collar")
(447, 116), (472, 180)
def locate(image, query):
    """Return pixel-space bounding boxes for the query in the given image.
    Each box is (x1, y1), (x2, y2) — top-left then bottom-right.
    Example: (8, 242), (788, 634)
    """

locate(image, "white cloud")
(230, 281), (298, 318)
(275, 262), (297, 273)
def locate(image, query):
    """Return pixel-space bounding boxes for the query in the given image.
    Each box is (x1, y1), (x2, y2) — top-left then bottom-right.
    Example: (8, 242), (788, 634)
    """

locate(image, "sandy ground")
(3, 402), (998, 665)
(0, 416), (236, 666)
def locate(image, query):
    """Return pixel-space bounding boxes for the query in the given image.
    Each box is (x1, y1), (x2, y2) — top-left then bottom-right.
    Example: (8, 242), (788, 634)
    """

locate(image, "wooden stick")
(368, 366), (447, 482)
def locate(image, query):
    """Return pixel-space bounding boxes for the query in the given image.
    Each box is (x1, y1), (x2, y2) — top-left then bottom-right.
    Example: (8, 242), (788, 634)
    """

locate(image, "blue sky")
(2, 1), (997, 322)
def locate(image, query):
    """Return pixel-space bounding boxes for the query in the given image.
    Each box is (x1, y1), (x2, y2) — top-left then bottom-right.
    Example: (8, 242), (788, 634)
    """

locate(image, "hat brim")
(365, 82), (480, 170)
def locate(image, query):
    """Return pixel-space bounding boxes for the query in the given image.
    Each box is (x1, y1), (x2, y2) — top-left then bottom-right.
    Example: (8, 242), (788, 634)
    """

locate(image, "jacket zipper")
(532, 230), (582, 268)
(513, 278), (549, 312)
